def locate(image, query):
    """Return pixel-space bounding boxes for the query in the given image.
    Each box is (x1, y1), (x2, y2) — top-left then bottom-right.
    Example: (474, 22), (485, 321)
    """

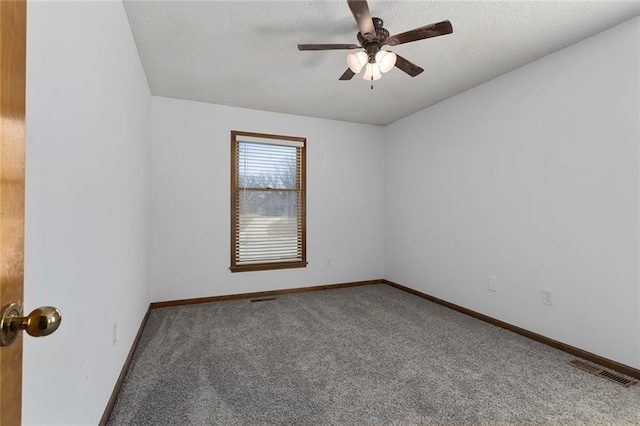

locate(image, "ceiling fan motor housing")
(357, 17), (390, 61)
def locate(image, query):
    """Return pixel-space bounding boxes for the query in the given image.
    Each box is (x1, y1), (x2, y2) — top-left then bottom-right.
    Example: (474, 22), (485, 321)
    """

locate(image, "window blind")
(231, 131), (306, 272)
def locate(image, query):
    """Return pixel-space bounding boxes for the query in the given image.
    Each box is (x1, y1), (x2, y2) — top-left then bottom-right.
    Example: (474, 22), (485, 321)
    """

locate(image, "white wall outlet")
(112, 322), (117, 346)
(542, 289), (553, 306)
(325, 258), (332, 267)
(488, 275), (498, 292)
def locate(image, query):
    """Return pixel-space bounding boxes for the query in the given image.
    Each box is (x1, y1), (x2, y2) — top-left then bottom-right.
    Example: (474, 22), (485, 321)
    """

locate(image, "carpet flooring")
(107, 284), (640, 425)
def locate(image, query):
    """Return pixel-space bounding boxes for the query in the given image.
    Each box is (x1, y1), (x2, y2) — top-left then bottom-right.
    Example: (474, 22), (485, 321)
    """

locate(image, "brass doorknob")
(0, 303), (62, 347)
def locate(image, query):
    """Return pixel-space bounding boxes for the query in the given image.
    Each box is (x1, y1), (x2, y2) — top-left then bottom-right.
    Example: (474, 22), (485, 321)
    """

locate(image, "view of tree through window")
(231, 131), (307, 272)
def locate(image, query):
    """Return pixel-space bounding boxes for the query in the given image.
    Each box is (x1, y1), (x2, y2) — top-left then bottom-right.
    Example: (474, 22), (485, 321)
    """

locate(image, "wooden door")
(0, 0), (27, 425)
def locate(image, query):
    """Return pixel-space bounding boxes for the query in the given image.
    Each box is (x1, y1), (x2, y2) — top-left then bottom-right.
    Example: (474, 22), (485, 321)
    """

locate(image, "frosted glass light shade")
(375, 50), (397, 73)
(347, 51), (368, 73)
(362, 63), (382, 81)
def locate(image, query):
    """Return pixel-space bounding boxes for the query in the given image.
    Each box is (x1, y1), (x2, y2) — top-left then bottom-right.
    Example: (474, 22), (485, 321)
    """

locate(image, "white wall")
(385, 17), (640, 368)
(24, 1), (151, 424)
(150, 97), (384, 302)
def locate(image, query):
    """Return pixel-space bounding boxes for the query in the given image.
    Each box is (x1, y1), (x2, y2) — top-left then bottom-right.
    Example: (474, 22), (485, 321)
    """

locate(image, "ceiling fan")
(298, 0), (453, 85)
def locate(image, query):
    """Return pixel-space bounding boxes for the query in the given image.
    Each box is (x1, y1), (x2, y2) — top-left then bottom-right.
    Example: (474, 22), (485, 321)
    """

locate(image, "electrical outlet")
(326, 258), (332, 267)
(488, 275), (498, 292)
(542, 289), (553, 306)
(112, 322), (117, 346)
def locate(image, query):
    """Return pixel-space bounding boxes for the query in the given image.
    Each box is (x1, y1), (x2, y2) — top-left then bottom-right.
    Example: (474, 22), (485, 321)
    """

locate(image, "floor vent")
(250, 297), (276, 303)
(569, 360), (637, 388)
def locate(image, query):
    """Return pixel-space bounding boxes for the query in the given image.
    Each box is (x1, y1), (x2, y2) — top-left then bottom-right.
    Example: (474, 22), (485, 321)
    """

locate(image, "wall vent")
(569, 360), (636, 388)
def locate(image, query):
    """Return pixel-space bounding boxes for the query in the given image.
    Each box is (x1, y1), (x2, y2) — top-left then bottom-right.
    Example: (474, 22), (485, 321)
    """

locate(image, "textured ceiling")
(123, 0), (640, 126)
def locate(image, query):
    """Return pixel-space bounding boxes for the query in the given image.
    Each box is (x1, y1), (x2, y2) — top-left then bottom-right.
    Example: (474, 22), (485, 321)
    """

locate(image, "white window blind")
(231, 131), (306, 272)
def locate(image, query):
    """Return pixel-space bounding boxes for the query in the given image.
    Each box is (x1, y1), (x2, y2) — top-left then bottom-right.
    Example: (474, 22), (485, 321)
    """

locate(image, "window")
(230, 131), (307, 272)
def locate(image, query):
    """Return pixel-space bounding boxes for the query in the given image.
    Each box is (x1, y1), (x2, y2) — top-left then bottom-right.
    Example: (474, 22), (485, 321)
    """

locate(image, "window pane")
(239, 190), (298, 217)
(237, 191), (300, 264)
(238, 142), (297, 190)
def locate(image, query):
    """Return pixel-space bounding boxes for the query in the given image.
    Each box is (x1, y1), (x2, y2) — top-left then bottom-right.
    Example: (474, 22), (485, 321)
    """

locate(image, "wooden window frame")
(230, 130), (307, 272)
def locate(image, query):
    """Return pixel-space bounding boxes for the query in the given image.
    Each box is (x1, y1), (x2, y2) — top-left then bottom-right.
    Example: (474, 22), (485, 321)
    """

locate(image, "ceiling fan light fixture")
(363, 62), (382, 81)
(375, 50), (397, 73)
(347, 51), (368, 73)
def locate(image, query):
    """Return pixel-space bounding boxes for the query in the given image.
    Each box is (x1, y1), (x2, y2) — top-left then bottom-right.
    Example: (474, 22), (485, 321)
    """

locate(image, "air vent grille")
(250, 297), (276, 303)
(569, 360), (636, 388)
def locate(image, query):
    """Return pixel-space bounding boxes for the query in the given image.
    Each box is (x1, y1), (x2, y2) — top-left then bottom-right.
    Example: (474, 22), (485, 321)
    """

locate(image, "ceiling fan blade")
(384, 20), (453, 46)
(394, 54), (424, 77)
(347, 0), (375, 39)
(339, 68), (356, 80)
(298, 43), (360, 51)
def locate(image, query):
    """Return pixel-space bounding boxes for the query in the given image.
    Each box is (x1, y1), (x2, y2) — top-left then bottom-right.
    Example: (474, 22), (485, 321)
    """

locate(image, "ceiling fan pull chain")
(371, 74), (374, 90)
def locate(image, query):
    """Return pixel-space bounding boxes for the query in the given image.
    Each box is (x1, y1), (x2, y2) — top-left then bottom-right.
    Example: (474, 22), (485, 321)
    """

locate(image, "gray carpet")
(108, 284), (640, 425)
